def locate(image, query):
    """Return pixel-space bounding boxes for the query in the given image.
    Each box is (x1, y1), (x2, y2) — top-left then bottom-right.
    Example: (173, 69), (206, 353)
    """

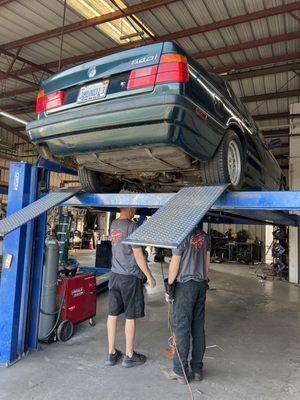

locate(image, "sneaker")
(122, 351), (147, 368)
(162, 368), (187, 385)
(191, 370), (204, 381)
(105, 349), (122, 366)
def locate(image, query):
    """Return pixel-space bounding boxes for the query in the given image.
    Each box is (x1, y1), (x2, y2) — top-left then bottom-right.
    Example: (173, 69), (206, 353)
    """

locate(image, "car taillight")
(127, 65), (158, 90)
(156, 53), (188, 84)
(35, 89), (66, 114)
(36, 89), (45, 113)
(127, 53), (188, 91)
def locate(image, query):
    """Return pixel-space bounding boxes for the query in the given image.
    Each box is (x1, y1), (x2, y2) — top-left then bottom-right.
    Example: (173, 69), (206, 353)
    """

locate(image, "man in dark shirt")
(106, 207), (156, 368)
(163, 228), (210, 384)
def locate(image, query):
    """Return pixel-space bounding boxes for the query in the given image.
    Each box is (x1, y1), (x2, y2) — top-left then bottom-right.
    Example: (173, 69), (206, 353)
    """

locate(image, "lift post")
(0, 163), (34, 364)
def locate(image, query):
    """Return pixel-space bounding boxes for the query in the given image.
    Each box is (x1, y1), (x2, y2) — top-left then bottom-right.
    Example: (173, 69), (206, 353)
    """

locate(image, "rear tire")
(202, 130), (245, 190)
(78, 168), (122, 193)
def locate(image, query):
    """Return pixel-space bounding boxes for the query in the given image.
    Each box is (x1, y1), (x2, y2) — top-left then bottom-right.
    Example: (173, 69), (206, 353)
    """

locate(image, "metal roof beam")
(263, 129), (289, 137)
(223, 62), (300, 81)
(212, 52), (300, 74)
(0, 101), (35, 112)
(0, 121), (28, 142)
(158, 2), (300, 42)
(0, 86), (36, 99)
(193, 31), (300, 59)
(241, 89), (300, 103)
(0, 49), (53, 75)
(253, 112), (289, 121)
(275, 154), (289, 160)
(1, 0), (177, 50)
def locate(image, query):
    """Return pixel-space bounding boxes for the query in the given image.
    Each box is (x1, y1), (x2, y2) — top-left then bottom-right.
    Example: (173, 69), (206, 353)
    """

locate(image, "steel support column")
(0, 162), (32, 364)
(289, 103), (300, 283)
(27, 169), (50, 349)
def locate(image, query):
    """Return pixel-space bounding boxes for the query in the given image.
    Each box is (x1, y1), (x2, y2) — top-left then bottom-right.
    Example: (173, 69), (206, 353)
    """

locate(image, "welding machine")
(56, 273), (97, 341)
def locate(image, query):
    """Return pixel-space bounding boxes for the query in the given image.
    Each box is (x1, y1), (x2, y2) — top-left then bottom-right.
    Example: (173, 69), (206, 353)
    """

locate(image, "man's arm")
(133, 247), (156, 287)
(206, 251), (210, 277)
(168, 255), (181, 284)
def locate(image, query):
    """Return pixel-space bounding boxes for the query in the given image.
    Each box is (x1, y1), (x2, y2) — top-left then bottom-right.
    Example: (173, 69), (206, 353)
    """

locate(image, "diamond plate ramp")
(0, 188), (81, 236)
(123, 185), (228, 248)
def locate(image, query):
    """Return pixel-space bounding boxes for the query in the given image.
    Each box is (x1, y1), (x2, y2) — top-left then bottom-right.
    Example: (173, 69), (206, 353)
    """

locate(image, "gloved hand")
(164, 278), (175, 304)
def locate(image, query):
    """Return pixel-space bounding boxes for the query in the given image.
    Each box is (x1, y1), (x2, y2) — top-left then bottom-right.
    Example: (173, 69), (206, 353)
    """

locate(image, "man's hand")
(147, 274), (156, 288)
(133, 247), (155, 287)
(164, 278), (175, 303)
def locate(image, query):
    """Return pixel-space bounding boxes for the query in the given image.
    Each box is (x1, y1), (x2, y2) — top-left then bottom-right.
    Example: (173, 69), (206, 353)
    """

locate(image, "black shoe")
(122, 351), (147, 368)
(191, 370), (204, 381)
(105, 349), (122, 366)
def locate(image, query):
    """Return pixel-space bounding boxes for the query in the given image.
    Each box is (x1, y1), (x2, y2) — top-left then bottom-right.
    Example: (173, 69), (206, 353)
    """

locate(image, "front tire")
(202, 130), (245, 190)
(78, 168), (122, 193)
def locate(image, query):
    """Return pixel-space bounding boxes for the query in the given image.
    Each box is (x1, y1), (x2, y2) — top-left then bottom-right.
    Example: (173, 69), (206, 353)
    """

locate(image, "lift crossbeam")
(63, 190), (300, 211)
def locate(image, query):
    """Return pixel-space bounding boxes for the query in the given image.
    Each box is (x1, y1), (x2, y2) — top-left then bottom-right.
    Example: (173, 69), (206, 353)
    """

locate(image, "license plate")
(77, 80), (109, 103)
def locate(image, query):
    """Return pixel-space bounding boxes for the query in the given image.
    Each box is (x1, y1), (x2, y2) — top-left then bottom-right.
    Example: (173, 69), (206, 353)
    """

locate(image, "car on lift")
(26, 41), (284, 193)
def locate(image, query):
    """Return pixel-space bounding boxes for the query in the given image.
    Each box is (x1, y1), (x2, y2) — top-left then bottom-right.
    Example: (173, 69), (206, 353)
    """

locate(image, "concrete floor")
(1, 258), (300, 400)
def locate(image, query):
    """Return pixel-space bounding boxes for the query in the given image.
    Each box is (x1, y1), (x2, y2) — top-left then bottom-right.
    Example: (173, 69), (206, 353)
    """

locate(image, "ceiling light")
(67, 0), (153, 44)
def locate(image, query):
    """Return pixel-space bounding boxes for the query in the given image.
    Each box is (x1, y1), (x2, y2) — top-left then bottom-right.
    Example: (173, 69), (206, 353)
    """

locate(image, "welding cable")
(39, 276), (67, 341)
(160, 262), (194, 399)
(167, 303), (194, 400)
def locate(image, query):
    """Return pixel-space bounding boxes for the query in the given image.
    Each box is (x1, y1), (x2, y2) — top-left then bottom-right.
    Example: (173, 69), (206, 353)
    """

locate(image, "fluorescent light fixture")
(67, 0), (153, 44)
(0, 111), (28, 125)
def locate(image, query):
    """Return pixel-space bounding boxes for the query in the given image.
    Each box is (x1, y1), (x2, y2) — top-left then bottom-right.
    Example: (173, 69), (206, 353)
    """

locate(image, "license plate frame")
(77, 80), (109, 104)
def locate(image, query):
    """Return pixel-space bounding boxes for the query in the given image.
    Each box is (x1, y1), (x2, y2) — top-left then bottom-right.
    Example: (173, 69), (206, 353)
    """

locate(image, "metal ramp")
(0, 188), (81, 236)
(123, 185), (228, 248)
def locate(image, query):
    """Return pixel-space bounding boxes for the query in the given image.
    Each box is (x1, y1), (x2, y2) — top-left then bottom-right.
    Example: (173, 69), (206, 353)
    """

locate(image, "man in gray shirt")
(163, 227), (210, 384)
(106, 208), (156, 368)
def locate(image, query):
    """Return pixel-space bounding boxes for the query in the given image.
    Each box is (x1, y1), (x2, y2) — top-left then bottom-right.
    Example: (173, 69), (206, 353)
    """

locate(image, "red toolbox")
(56, 273), (96, 341)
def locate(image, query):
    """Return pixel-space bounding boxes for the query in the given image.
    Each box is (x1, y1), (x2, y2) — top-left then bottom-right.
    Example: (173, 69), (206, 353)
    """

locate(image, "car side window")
(186, 67), (214, 111)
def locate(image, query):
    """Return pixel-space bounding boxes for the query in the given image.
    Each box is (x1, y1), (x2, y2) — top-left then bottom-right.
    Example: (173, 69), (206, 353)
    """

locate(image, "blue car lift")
(1, 160), (300, 366)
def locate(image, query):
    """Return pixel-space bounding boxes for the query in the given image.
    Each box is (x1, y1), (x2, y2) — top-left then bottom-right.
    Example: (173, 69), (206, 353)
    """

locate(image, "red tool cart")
(56, 273), (96, 341)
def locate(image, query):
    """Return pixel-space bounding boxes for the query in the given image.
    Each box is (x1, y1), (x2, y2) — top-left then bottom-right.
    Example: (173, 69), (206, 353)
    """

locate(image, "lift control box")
(57, 273), (96, 324)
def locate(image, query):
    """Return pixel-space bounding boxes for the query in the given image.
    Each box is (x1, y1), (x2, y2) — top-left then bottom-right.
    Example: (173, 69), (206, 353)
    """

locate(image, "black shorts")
(108, 272), (145, 319)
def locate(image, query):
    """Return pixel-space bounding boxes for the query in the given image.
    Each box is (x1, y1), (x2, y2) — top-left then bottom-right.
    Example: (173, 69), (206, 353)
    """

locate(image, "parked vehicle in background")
(27, 41), (284, 193)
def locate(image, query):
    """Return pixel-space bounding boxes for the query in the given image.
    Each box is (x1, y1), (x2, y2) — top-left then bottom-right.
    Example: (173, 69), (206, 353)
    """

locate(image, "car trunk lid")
(40, 43), (164, 114)
(43, 43), (164, 93)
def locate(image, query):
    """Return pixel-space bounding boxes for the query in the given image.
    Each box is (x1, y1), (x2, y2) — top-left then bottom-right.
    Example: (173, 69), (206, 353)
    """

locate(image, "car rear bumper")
(27, 93), (222, 161)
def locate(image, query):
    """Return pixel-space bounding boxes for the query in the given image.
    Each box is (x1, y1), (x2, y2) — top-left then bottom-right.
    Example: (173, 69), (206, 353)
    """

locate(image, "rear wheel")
(78, 168), (122, 193)
(202, 130), (245, 190)
(57, 320), (74, 342)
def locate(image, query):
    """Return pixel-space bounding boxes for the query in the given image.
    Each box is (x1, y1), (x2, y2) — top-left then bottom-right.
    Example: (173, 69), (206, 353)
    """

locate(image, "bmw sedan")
(26, 41), (284, 192)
